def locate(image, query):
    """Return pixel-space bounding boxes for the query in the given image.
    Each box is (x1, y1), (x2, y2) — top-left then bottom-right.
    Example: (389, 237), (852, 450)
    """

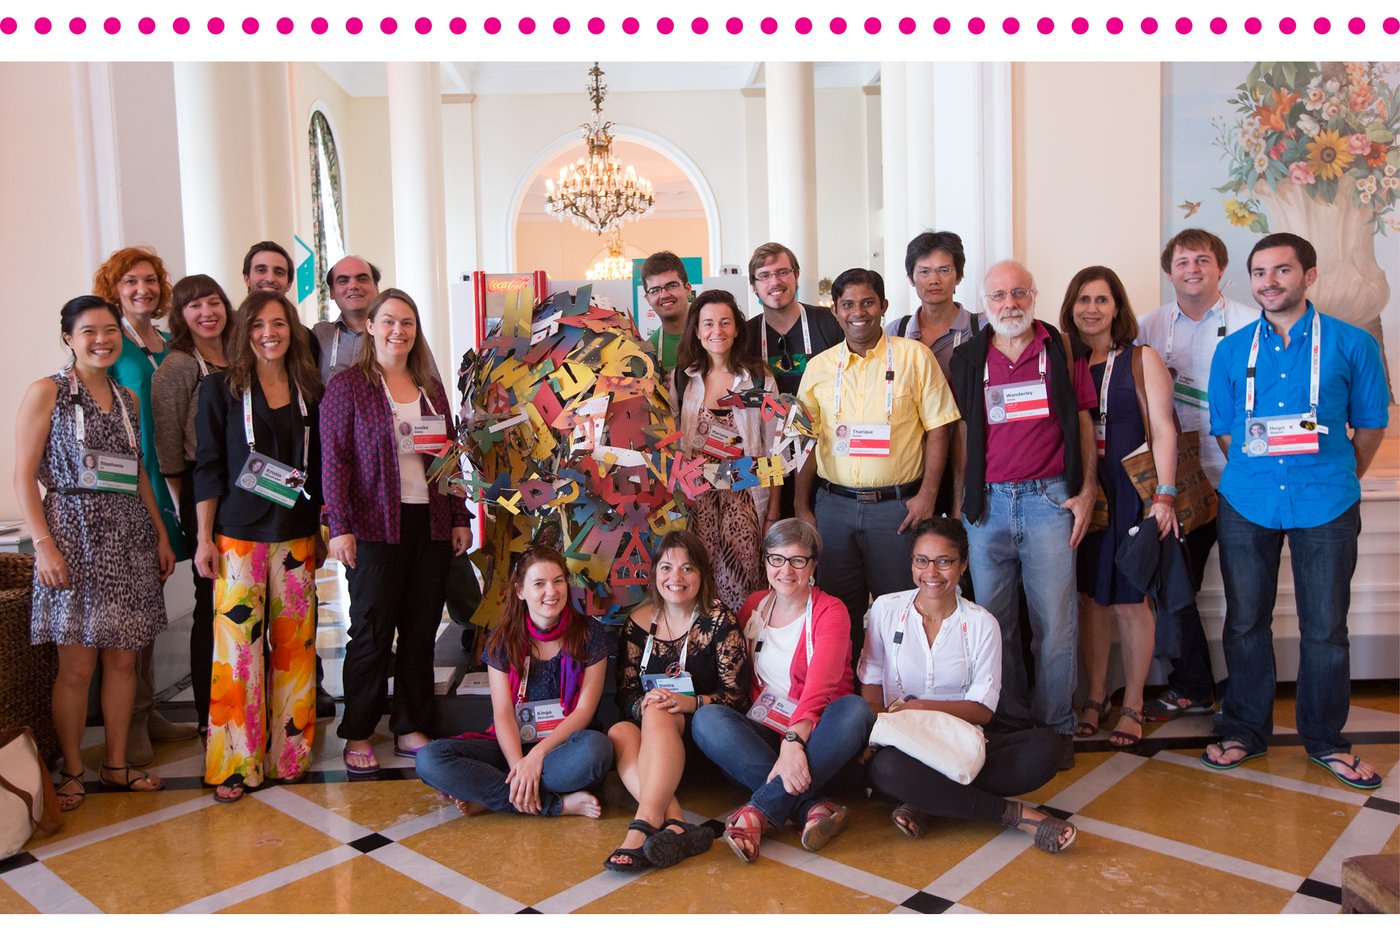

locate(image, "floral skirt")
(205, 534), (317, 787)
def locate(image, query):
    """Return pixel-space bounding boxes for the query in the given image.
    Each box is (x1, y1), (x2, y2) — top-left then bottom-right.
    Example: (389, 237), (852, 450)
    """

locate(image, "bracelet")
(33, 535), (52, 547)
(1155, 484), (1179, 497)
(1152, 493), (1177, 506)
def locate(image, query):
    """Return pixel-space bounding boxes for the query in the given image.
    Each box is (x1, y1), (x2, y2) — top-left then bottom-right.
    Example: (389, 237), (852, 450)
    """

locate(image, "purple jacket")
(320, 365), (470, 543)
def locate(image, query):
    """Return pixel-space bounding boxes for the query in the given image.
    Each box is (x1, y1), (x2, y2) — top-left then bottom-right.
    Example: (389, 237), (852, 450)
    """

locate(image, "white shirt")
(1136, 295), (1257, 487)
(392, 397), (429, 504)
(753, 614), (803, 699)
(857, 589), (1001, 711)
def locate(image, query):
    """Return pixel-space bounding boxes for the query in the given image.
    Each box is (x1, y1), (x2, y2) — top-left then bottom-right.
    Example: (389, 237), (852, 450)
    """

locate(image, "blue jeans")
(1216, 497), (1359, 758)
(690, 694), (874, 829)
(414, 730), (613, 816)
(963, 474), (1079, 736)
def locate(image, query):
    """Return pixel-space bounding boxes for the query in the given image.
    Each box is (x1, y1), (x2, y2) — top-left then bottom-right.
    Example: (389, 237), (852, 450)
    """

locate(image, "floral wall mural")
(1164, 62), (1400, 400)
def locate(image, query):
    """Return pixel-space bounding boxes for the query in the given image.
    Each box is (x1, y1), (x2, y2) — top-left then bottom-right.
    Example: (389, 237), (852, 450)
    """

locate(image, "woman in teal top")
(93, 247), (186, 561)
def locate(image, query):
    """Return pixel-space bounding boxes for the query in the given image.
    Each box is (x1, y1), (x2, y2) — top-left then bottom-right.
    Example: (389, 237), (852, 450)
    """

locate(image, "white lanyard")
(639, 606), (699, 675)
(381, 376), (438, 420)
(892, 593), (971, 698)
(192, 349), (209, 378)
(329, 327), (359, 372)
(1166, 302), (1228, 358)
(754, 591), (814, 666)
(1245, 310), (1321, 424)
(761, 306), (812, 362)
(984, 347), (1046, 388)
(121, 319), (160, 368)
(1097, 348), (1119, 431)
(242, 382), (309, 473)
(833, 339), (894, 420)
(68, 368), (136, 452)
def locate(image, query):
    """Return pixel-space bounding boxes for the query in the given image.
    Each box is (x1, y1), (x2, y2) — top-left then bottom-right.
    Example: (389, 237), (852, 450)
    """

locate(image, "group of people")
(18, 223), (1388, 869)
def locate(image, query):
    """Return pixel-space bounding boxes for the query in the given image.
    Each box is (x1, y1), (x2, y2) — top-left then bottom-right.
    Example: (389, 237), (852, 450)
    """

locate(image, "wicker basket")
(0, 553), (60, 767)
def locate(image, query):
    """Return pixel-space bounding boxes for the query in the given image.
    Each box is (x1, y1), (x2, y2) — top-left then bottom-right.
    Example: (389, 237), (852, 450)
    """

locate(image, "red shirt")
(736, 587), (853, 730)
(984, 321), (1097, 483)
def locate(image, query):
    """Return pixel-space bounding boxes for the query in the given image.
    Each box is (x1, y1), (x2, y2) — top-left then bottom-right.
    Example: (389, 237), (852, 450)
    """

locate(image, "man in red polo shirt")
(948, 261), (1098, 768)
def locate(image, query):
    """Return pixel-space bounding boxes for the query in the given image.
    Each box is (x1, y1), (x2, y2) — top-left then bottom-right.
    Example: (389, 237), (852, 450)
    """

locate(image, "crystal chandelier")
(543, 63), (655, 234)
(585, 234), (631, 280)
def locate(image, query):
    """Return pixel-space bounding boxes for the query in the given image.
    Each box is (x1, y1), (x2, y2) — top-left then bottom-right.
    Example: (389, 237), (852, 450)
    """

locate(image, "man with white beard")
(948, 261), (1098, 769)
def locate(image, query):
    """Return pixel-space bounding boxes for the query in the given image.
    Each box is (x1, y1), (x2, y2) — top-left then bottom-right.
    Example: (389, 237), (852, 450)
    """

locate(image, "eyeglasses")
(754, 268), (795, 282)
(644, 280), (686, 298)
(986, 288), (1035, 304)
(917, 266), (957, 278)
(764, 553), (813, 569)
(912, 556), (961, 570)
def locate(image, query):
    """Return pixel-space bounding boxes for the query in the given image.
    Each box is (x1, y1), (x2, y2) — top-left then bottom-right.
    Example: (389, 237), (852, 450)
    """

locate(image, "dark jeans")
(1216, 497), (1360, 758)
(177, 467), (215, 728)
(690, 694), (874, 829)
(1161, 517), (1219, 702)
(338, 504), (451, 740)
(414, 730), (613, 816)
(867, 727), (1062, 824)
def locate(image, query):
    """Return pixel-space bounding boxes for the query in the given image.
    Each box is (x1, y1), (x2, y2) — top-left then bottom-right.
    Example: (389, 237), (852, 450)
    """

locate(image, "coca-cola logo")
(486, 276), (530, 293)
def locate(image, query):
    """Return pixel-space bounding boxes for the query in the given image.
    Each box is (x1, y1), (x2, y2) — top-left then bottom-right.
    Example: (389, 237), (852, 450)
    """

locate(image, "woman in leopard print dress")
(15, 297), (175, 810)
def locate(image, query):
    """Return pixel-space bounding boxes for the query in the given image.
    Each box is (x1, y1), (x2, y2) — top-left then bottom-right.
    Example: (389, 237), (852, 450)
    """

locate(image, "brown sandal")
(1077, 699), (1110, 737)
(891, 803), (930, 839)
(1109, 707), (1143, 748)
(800, 801), (849, 852)
(723, 805), (766, 863)
(1000, 800), (1077, 854)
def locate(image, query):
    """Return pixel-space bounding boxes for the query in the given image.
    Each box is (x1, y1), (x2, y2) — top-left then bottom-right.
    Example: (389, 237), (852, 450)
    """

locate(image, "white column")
(879, 62), (908, 320)
(387, 62), (450, 380)
(764, 62), (819, 303)
(70, 63), (123, 275)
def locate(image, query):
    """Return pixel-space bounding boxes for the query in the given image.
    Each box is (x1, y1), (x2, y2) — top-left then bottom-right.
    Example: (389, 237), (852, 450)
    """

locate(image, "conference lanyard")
(329, 327), (360, 373)
(68, 368), (137, 452)
(761, 306), (812, 362)
(892, 593), (972, 699)
(1244, 309), (1321, 426)
(381, 375), (445, 456)
(640, 606), (699, 677)
(242, 383), (309, 473)
(121, 319), (161, 368)
(1095, 348), (1119, 457)
(753, 591), (814, 667)
(192, 349), (209, 378)
(1165, 303), (1227, 358)
(832, 339), (894, 420)
(983, 347), (1046, 388)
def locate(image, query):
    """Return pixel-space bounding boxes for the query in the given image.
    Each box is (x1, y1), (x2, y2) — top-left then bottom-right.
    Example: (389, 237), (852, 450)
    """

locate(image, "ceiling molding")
(739, 87), (765, 98)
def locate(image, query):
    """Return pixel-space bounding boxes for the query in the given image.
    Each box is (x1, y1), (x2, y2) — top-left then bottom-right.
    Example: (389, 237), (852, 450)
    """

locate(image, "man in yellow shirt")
(796, 268), (961, 673)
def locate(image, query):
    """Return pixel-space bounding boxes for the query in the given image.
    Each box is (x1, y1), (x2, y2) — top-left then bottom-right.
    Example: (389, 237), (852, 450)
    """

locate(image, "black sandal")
(643, 817), (717, 868)
(99, 763), (164, 793)
(603, 819), (657, 872)
(55, 772), (86, 812)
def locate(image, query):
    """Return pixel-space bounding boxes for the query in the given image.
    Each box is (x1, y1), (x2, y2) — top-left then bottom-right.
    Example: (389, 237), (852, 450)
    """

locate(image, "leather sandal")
(55, 772), (86, 812)
(99, 764), (164, 793)
(723, 805), (766, 864)
(800, 801), (849, 853)
(643, 817), (717, 868)
(215, 780), (245, 803)
(1108, 707), (1143, 748)
(603, 819), (657, 872)
(1076, 699), (1110, 737)
(1001, 801), (1077, 854)
(891, 803), (930, 839)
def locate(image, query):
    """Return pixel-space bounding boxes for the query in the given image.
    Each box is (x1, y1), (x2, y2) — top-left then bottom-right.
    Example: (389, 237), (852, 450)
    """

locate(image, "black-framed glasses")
(765, 553), (813, 569)
(912, 556), (960, 570)
(644, 280), (686, 298)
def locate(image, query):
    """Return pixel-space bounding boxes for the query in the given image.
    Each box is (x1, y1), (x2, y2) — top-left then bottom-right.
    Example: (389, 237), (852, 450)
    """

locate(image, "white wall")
(813, 87), (872, 284)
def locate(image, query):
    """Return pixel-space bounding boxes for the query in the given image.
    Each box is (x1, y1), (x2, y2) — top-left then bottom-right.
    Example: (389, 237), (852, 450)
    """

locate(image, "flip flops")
(1310, 754), (1383, 791)
(343, 745), (380, 775)
(1200, 740), (1266, 770)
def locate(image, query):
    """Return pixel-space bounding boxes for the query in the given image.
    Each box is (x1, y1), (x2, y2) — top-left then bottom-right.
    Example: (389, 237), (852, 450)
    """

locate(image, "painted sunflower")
(1306, 130), (1355, 180)
(1223, 198), (1258, 227)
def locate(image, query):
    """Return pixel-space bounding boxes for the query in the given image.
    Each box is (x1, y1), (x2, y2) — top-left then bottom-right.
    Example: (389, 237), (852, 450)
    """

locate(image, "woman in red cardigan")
(690, 518), (874, 863)
(321, 289), (471, 772)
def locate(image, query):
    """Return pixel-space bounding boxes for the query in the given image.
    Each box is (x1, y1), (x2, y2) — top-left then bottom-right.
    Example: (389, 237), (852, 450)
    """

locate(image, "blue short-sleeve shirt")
(1208, 303), (1389, 529)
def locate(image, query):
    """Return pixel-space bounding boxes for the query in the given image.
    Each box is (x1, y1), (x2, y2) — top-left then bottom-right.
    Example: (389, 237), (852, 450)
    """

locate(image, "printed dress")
(690, 408), (766, 613)
(1078, 355), (1149, 606)
(30, 373), (168, 650)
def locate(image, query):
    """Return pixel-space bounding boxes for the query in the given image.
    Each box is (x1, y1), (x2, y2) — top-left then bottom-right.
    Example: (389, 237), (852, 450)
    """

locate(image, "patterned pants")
(205, 534), (317, 787)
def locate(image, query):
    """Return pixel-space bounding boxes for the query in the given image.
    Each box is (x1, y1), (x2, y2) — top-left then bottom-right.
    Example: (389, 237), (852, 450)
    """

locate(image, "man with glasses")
(948, 261), (1098, 768)
(640, 251), (692, 373)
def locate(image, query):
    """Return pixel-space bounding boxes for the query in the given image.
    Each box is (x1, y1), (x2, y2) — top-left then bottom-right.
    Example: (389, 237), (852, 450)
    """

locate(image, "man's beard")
(988, 311), (1032, 338)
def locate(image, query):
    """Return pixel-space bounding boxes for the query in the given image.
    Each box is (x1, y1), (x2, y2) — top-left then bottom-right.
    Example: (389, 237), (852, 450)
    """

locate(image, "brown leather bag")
(1088, 346), (1217, 535)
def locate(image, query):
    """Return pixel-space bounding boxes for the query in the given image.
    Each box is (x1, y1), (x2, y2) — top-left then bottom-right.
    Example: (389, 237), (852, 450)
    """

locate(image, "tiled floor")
(5, 563), (1397, 914)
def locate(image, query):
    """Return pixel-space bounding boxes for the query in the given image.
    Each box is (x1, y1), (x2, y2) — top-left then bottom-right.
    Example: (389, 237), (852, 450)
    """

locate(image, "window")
(309, 109), (345, 321)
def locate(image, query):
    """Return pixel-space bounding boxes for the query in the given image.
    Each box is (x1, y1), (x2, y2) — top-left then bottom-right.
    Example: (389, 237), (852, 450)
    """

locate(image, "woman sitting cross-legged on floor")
(691, 518), (875, 863)
(415, 546), (615, 818)
(605, 529), (751, 872)
(858, 517), (1075, 854)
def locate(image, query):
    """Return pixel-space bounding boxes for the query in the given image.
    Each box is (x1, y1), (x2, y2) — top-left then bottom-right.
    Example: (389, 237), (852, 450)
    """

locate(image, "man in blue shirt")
(1205, 232), (1388, 790)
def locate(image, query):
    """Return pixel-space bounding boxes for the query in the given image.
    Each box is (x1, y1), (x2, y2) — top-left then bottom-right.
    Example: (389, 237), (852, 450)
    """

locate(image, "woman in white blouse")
(857, 517), (1076, 854)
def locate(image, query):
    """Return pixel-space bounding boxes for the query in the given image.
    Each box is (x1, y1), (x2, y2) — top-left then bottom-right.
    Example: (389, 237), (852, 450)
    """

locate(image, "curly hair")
(92, 246), (173, 318)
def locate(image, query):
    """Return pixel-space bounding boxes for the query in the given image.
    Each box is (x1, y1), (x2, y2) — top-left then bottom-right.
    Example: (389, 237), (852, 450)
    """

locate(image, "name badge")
(515, 697), (565, 742)
(698, 422), (743, 460)
(237, 451), (307, 507)
(76, 449), (138, 494)
(1170, 369), (1208, 411)
(1094, 422), (1107, 459)
(985, 380), (1050, 423)
(399, 415), (448, 454)
(747, 690), (800, 731)
(642, 671), (696, 697)
(1246, 414), (1325, 457)
(833, 421), (891, 457)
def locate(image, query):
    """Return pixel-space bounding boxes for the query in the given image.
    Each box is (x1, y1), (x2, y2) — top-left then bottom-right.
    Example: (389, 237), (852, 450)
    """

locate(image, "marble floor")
(4, 564), (1397, 915)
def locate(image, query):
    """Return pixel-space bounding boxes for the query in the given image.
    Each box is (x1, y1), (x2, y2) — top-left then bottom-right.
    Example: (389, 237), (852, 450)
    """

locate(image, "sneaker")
(1143, 689), (1215, 722)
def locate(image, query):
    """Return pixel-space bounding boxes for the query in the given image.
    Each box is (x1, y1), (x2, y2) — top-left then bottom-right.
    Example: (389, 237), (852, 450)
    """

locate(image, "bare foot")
(448, 797), (488, 817)
(396, 731), (431, 753)
(560, 791), (602, 818)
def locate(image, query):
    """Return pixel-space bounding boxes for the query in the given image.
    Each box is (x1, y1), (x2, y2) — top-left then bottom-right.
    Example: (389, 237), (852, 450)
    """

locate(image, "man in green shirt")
(641, 250), (692, 373)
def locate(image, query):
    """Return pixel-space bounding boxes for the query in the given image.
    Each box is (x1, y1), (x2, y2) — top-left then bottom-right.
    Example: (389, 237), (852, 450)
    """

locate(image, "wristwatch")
(783, 730), (807, 748)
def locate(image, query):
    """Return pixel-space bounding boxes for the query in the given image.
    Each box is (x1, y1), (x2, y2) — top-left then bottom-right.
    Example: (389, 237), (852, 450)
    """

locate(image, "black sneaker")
(1143, 689), (1215, 722)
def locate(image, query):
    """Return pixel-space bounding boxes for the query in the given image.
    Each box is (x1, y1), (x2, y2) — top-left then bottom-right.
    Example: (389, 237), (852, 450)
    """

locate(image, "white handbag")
(868, 709), (987, 785)
(0, 727), (63, 859)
